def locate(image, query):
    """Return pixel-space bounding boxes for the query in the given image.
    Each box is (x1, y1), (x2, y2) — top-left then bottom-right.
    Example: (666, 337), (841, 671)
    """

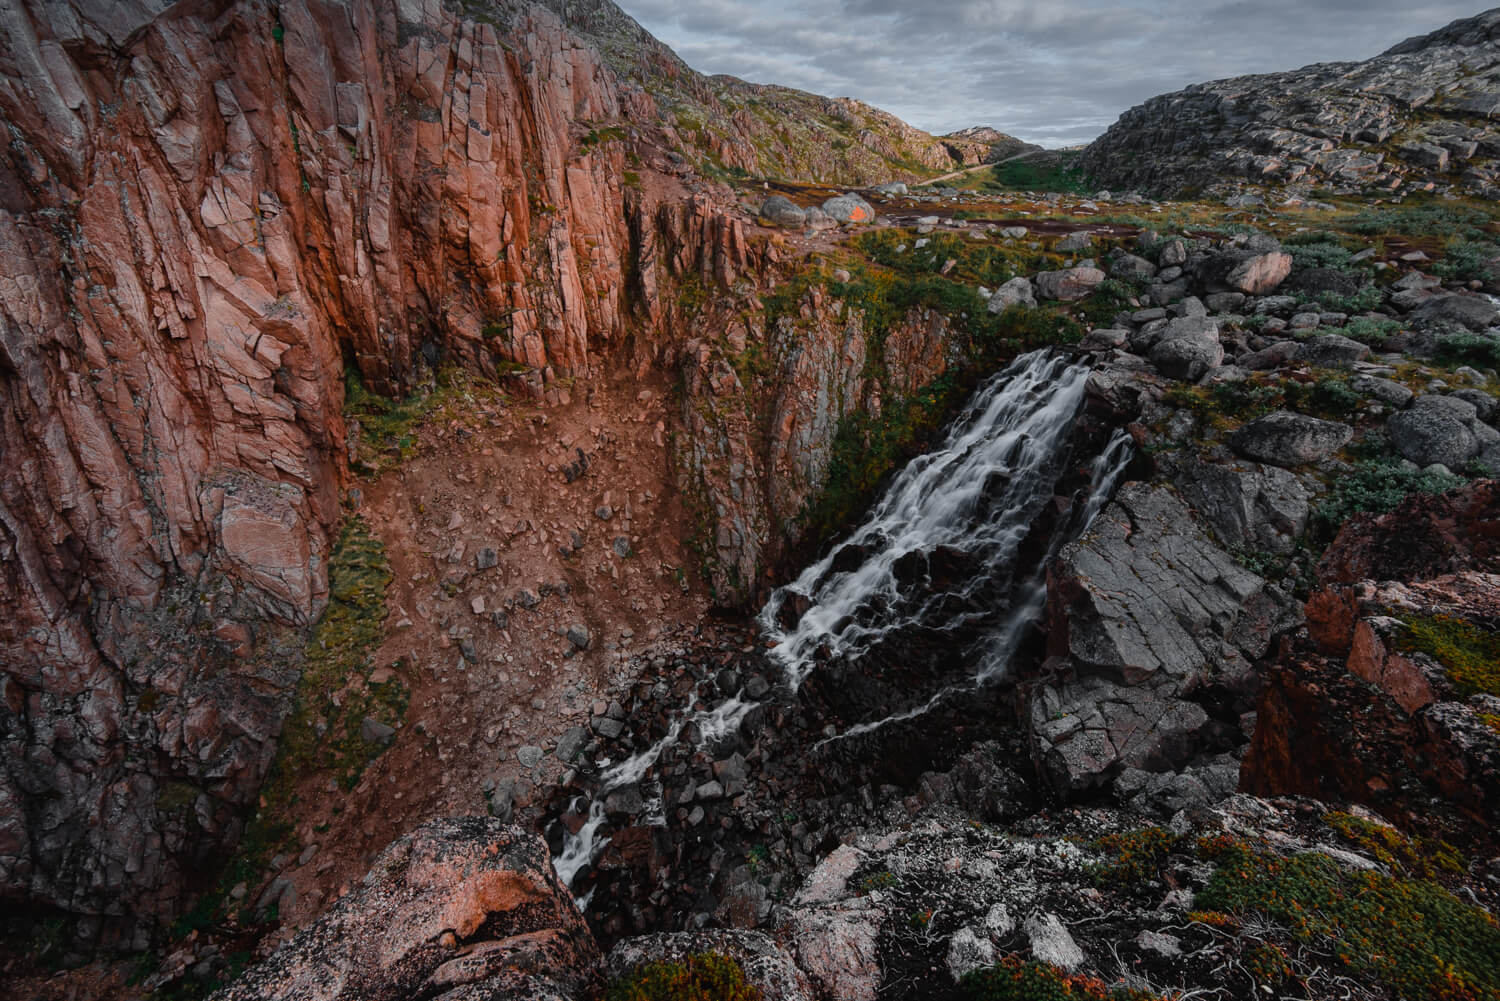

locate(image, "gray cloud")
(616, 0), (1486, 146)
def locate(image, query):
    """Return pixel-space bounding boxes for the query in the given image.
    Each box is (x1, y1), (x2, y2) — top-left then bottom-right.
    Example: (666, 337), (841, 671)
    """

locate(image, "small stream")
(552, 349), (1132, 897)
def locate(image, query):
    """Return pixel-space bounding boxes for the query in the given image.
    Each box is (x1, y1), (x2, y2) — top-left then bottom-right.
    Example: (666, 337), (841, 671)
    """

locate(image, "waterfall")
(553, 349), (1132, 891)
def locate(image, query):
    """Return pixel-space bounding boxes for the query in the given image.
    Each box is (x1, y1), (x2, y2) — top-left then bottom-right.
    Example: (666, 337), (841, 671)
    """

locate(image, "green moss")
(605, 952), (760, 1001)
(181, 514), (399, 939)
(1323, 811), (1465, 878)
(1397, 614), (1500, 698)
(1197, 839), (1500, 1000)
(961, 956), (1161, 1000)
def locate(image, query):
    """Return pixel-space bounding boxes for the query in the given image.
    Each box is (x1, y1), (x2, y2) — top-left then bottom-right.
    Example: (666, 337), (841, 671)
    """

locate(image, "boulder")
(1223, 251), (1293, 295)
(1411, 293), (1500, 331)
(987, 276), (1038, 312)
(1230, 411), (1353, 466)
(1110, 253), (1157, 282)
(822, 193), (876, 224)
(1297, 333), (1371, 368)
(1168, 455), (1312, 554)
(1057, 231), (1095, 252)
(759, 195), (806, 227)
(1147, 315), (1223, 381)
(1035, 267), (1107, 302)
(1387, 395), (1482, 468)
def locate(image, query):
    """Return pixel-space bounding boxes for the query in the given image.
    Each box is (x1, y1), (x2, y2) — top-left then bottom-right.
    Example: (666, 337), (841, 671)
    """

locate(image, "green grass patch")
(1435, 331), (1500, 369)
(1323, 811), (1465, 879)
(980, 154), (1091, 195)
(961, 956), (1160, 1000)
(1339, 200), (1500, 240)
(1314, 460), (1467, 536)
(605, 952), (760, 1001)
(1397, 614), (1500, 698)
(1197, 838), (1500, 1000)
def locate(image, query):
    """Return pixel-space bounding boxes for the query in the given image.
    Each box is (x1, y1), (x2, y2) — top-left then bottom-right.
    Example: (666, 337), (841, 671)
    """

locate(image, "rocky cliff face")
(0, 0), (951, 942)
(1080, 8), (1500, 199)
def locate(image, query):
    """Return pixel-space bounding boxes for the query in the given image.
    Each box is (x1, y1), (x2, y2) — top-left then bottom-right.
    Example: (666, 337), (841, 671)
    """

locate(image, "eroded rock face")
(207, 818), (599, 1001)
(0, 0), (808, 939)
(1244, 485), (1500, 845)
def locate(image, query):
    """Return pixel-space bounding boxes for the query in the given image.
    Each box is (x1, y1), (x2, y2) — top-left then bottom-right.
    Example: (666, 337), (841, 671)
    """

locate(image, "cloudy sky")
(615, 0), (1485, 147)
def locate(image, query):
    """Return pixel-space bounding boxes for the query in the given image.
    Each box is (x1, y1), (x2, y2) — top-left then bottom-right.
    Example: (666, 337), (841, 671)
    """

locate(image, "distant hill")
(1079, 8), (1500, 200)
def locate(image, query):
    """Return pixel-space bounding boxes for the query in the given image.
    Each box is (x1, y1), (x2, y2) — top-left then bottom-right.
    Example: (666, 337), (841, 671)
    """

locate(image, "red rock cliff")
(0, 0), (760, 941)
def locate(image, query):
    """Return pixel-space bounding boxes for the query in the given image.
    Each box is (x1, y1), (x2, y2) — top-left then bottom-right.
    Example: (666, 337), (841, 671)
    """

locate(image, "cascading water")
(553, 349), (1132, 892)
(761, 349), (1126, 688)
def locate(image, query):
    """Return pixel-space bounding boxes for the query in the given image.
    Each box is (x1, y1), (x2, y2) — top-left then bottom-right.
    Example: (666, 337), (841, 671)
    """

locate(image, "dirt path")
(919, 150), (1039, 187)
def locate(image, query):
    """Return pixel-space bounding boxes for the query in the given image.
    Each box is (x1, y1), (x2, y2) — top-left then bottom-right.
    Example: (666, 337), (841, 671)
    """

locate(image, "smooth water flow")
(761, 350), (1103, 685)
(554, 349), (1132, 891)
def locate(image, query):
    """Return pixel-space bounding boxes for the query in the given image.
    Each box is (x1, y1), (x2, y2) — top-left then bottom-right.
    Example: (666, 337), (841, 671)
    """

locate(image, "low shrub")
(605, 952), (760, 1001)
(961, 956), (1160, 1001)
(1314, 460), (1467, 536)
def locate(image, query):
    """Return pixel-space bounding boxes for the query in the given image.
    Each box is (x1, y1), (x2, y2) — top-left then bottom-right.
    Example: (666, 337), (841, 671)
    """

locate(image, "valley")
(2, 3), (1500, 1001)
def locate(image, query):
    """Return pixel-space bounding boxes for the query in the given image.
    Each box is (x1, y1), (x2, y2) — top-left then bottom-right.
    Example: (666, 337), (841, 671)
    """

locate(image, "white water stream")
(553, 349), (1132, 891)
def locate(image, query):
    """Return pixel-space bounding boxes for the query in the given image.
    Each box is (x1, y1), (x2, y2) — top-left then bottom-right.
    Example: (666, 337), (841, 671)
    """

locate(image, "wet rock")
(1168, 455), (1312, 554)
(1230, 411), (1353, 466)
(554, 727), (589, 765)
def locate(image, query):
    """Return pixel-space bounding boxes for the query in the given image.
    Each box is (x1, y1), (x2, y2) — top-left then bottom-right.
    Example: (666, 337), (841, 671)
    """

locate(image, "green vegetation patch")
(1197, 837), (1500, 1001)
(605, 952), (761, 1001)
(345, 366), (510, 476)
(1397, 614), (1500, 698)
(1323, 811), (1465, 879)
(1314, 460), (1467, 536)
(1339, 200), (1500, 240)
(981, 154), (1092, 195)
(961, 956), (1160, 1001)
(1088, 827), (1180, 886)
(1435, 331), (1500, 370)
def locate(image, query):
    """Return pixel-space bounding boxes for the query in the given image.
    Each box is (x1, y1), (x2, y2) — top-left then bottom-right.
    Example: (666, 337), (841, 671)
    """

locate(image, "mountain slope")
(1079, 8), (1500, 199)
(523, 0), (974, 183)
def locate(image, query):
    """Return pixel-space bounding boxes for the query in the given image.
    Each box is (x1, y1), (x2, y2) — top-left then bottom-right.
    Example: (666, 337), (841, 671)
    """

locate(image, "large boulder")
(1035, 484), (1299, 795)
(1035, 267), (1106, 302)
(1230, 411), (1353, 466)
(987, 276), (1038, 312)
(1297, 333), (1372, 368)
(822, 193), (876, 224)
(1217, 250), (1293, 295)
(209, 819), (598, 1001)
(1147, 315), (1223, 381)
(1410, 293), (1500, 331)
(759, 195), (807, 227)
(1387, 394), (1486, 468)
